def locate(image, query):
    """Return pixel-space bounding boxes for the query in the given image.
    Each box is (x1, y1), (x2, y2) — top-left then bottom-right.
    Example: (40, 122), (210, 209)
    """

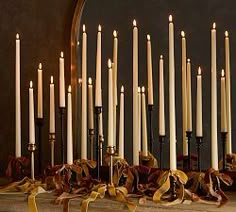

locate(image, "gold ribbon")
(139, 152), (158, 168)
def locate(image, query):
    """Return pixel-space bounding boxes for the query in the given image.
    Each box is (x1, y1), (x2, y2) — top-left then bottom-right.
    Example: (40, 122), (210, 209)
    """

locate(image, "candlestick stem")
(36, 118), (43, 175)
(221, 132), (227, 171)
(99, 135), (104, 166)
(89, 129), (94, 160)
(159, 135), (165, 169)
(196, 136), (203, 172)
(148, 105), (154, 154)
(170, 175), (177, 201)
(59, 107), (66, 164)
(186, 131), (192, 170)
(49, 133), (55, 167)
(28, 143), (36, 181)
(95, 106), (102, 179)
(107, 146), (115, 185)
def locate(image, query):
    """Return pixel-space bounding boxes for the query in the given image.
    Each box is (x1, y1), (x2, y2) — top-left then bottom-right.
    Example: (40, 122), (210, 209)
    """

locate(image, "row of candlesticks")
(14, 15), (233, 179)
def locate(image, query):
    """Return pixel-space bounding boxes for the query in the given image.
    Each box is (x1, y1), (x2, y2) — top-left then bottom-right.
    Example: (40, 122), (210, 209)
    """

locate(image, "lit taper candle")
(119, 86), (124, 159)
(186, 59), (192, 132)
(88, 78), (94, 130)
(37, 63), (43, 118)
(141, 87), (148, 157)
(49, 76), (55, 133)
(138, 86), (141, 151)
(221, 70), (227, 133)
(29, 81), (35, 144)
(67, 85), (73, 164)
(159, 55), (165, 136)
(147, 34), (153, 105)
(196, 68), (203, 137)
(59, 52), (65, 108)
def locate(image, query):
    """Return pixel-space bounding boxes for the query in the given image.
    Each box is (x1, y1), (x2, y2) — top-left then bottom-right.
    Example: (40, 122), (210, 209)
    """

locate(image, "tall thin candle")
(88, 78), (94, 130)
(142, 87), (148, 157)
(59, 52), (65, 108)
(49, 76), (55, 133)
(29, 81), (35, 144)
(147, 34), (153, 105)
(196, 68), (203, 137)
(67, 85), (73, 164)
(138, 87), (141, 151)
(119, 86), (124, 159)
(221, 70), (227, 132)
(159, 55), (165, 136)
(37, 63), (43, 118)
(186, 59), (192, 132)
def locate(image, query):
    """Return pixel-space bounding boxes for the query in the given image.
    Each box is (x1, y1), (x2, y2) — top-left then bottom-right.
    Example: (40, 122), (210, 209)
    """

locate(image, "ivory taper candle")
(159, 55), (165, 136)
(138, 87), (141, 151)
(169, 15), (177, 170)
(15, 33), (21, 157)
(147, 34), (153, 105)
(59, 52), (65, 108)
(186, 59), (192, 132)
(211, 23), (218, 170)
(49, 76), (55, 133)
(29, 81), (35, 144)
(196, 68), (203, 137)
(133, 19), (139, 165)
(95, 25), (102, 107)
(88, 78), (94, 130)
(141, 87), (148, 157)
(119, 86), (124, 159)
(108, 59), (114, 147)
(221, 70), (227, 133)
(67, 85), (73, 165)
(81, 25), (87, 159)
(181, 31), (188, 156)
(225, 31), (232, 154)
(37, 63), (43, 118)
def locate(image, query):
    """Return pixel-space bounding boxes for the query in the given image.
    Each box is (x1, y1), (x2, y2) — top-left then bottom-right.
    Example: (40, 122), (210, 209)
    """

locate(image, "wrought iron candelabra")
(89, 129), (95, 160)
(49, 133), (56, 167)
(36, 118), (43, 175)
(196, 136), (203, 172)
(95, 106), (102, 179)
(221, 131), (227, 171)
(159, 135), (165, 170)
(107, 146), (115, 185)
(148, 105), (154, 154)
(28, 143), (36, 181)
(59, 107), (66, 165)
(186, 131), (192, 170)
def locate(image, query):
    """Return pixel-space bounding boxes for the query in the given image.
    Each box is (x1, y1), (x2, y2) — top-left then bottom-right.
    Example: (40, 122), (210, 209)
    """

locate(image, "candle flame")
(16, 33), (20, 39)
(113, 30), (117, 38)
(78, 78), (82, 84)
(225, 31), (229, 37)
(198, 67), (201, 75)
(77, 41), (80, 46)
(142, 86), (145, 93)
(98, 25), (101, 32)
(133, 19), (137, 27)
(187, 58), (191, 63)
(83, 24), (86, 32)
(68, 85), (71, 93)
(181, 31), (185, 37)
(147, 34), (151, 41)
(30, 81), (33, 88)
(138, 86), (141, 93)
(38, 63), (42, 69)
(213, 22), (216, 29)
(88, 77), (92, 85)
(221, 69), (225, 77)
(108, 59), (112, 69)
(160, 55), (163, 59)
(169, 15), (173, 22)
(121, 86), (124, 93)
(60, 51), (64, 58)
(51, 76), (53, 84)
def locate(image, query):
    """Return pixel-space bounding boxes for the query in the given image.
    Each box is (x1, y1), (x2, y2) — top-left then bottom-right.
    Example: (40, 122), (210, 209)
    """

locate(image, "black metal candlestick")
(49, 133), (56, 167)
(221, 131), (227, 171)
(196, 136), (203, 172)
(99, 135), (104, 166)
(36, 118), (43, 175)
(59, 107), (66, 165)
(159, 135), (165, 170)
(28, 143), (36, 181)
(89, 129), (94, 160)
(95, 106), (102, 180)
(148, 105), (154, 154)
(107, 146), (115, 185)
(169, 175), (177, 201)
(186, 131), (192, 170)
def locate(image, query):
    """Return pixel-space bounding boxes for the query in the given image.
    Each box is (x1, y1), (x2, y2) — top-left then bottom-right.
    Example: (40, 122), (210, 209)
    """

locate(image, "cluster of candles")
(14, 15), (232, 172)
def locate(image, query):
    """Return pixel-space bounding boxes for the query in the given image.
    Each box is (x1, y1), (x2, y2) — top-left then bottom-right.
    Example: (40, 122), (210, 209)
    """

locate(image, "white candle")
(186, 59), (192, 132)
(147, 34), (153, 105)
(113, 31), (118, 148)
(81, 25), (87, 159)
(181, 31), (188, 156)
(159, 55), (165, 136)
(225, 31), (232, 154)
(108, 59), (114, 147)
(88, 78), (94, 130)
(169, 15), (177, 170)
(29, 81), (35, 144)
(211, 23), (218, 170)
(141, 87), (148, 157)
(49, 76), (55, 133)
(119, 86), (124, 159)
(37, 63), (43, 118)
(138, 87), (141, 151)
(95, 25), (102, 107)
(133, 20), (139, 165)
(67, 85), (73, 165)
(59, 52), (65, 108)
(15, 33), (21, 158)
(221, 70), (227, 133)
(196, 68), (203, 137)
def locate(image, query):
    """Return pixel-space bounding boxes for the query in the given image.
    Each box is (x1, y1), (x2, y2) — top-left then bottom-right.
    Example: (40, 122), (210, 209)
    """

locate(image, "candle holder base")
(107, 146), (116, 185)
(36, 118), (44, 176)
(159, 135), (165, 170)
(28, 143), (36, 181)
(49, 133), (56, 167)
(59, 107), (66, 165)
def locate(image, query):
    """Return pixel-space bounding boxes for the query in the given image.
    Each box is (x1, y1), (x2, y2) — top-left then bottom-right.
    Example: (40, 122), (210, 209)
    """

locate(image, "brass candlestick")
(49, 133), (56, 167)
(107, 146), (115, 185)
(28, 143), (36, 181)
